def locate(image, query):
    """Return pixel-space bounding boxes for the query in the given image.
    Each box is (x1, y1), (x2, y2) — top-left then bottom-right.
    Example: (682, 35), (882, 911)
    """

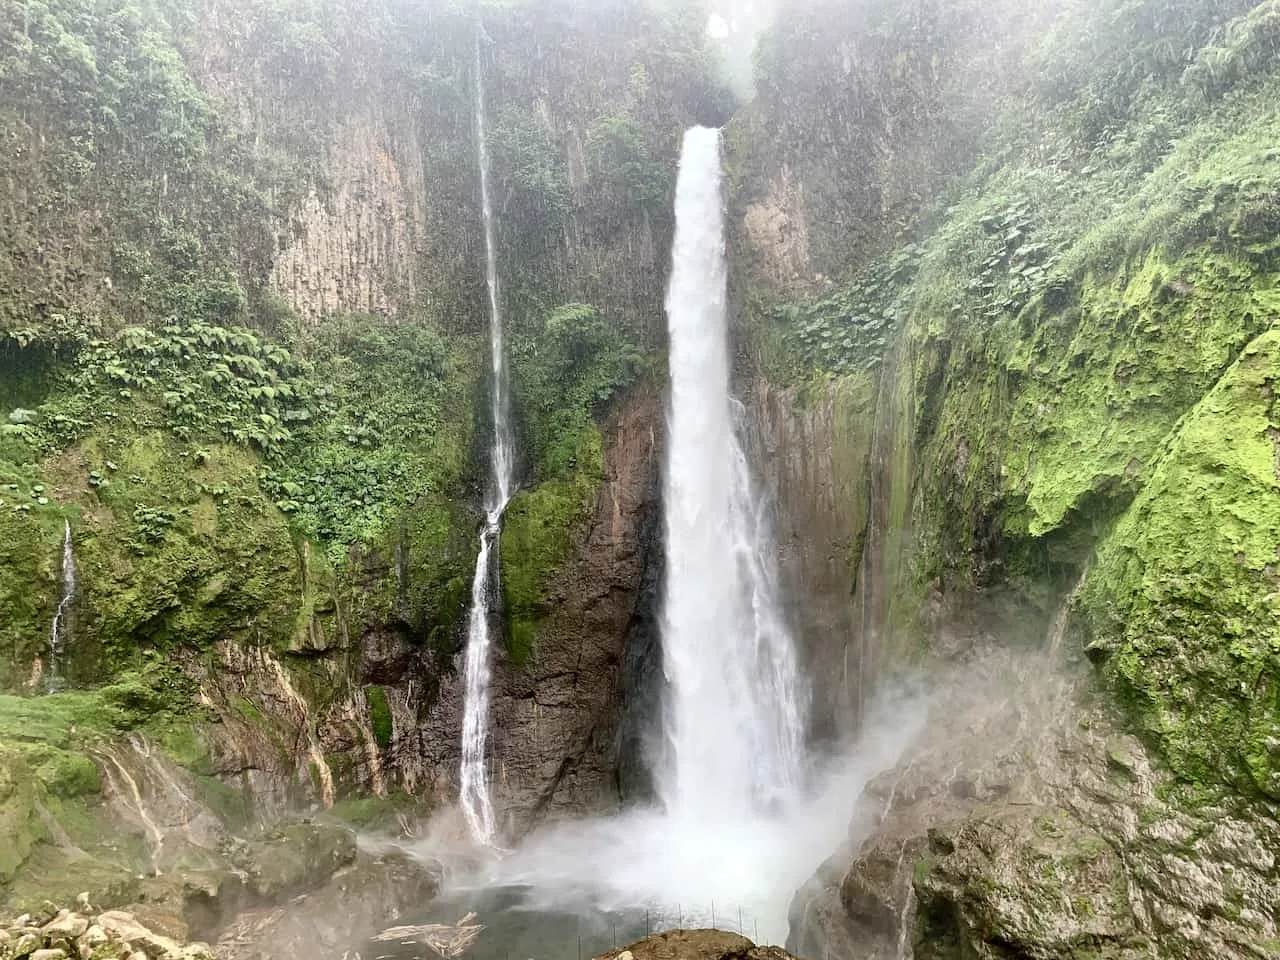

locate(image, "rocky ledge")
(595, 930), (800, 960)
(1, 896), (212, 960)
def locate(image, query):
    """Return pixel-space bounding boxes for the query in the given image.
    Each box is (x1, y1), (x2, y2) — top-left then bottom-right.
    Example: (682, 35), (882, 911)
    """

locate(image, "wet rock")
(96, 909), (194, 959)
(41, 915), (88, 941)
(418, 390), (665, 837)
(78, 925), (109, 957)
(794, 646), (1280, 960)
(218, 847), (441, 960)
(237, 822), (357, 902)
(594, 930), (800, 960)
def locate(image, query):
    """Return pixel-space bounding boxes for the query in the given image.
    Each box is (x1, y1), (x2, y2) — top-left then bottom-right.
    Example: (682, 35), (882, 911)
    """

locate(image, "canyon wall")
(0, 0), (704, 909)
(729, 1), (1280, 957)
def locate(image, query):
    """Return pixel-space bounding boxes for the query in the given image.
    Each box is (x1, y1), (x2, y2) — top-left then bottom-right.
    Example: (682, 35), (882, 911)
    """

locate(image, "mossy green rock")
(500, 422), (603, 665)
(240, 823), (357, 903)
(914, 808), (1146, 960)
(1080, 329), (1280, 800)
(0, 747), (45, 885)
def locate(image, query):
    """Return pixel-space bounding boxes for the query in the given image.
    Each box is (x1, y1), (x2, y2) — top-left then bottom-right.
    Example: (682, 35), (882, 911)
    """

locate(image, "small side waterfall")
(660, 126), (806, 820)
(459, 38), (517, 846)
(47, 519), (76, 688)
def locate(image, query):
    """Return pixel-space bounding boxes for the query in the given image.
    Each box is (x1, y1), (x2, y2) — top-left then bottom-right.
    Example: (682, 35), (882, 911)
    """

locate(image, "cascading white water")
(47, 519), (76, 688)
(416, 125), (924, 948)
(660, 126), (805, 818)
(459, 39), (517, 846)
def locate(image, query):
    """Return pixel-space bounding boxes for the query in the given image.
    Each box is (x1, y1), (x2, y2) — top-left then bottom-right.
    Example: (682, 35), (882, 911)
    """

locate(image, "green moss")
(500, 424), (603, 666)
(366, 685), (392, 750)
(913, 858), (933, 885)
(0, 747), (47, 884)
(1005, 251), (1277, 537)
(4, 841), (143, 915)
(0, 466), (61, 687)
(399, 494), (477, 651)
(327, 793), (419, 832)
(1079, 329), (1280, 799)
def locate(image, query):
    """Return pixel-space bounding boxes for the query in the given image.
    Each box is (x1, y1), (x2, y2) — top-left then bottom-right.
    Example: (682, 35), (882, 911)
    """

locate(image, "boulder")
(41, 914), (88, 940)
(95, 912), (188, 960)
(217, 849), (441, 960)
(77, 925), (109, 960)
(238, 823), (357, 903)
(593, 931), (799, 960)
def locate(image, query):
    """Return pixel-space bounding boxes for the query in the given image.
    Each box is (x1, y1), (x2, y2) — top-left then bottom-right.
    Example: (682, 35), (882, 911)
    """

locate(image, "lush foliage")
(267, 315), (472, 557)
(773, 244), (922, 373)
(745, 0), (1280, 801)
(513, 302), (645, 477)
(0, 0), (304, 334)
(584, 112), (673, 223)
(27, 318), (319, 455)
(500, 303), (643, 661)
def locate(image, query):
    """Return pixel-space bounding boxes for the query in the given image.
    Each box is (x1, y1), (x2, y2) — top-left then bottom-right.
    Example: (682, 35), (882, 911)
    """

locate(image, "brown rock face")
(743, 375), (879, 743)
(596, 930), (801, 960)
(420, 387), (665, 838)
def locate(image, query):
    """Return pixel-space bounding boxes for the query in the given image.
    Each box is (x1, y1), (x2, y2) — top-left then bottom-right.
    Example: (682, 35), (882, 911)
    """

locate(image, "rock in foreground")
(0, 900), (214, 960)
(596, 930), (800, 960)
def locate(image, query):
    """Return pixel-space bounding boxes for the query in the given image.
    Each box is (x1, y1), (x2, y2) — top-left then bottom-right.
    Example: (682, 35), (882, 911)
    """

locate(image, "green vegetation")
(501, 303), (644, 662)
(772, 244), (922, 373)
(28, 318), (319, 456)
(1079, 331), (1280, 800)
(271, 314), (475, 559)
(0, 0), (306, 335)
(584, 112), (673, 224)
(746, 0), (1280, 802)
(0, 658), (207, 891)
(366, 685), (392, 750)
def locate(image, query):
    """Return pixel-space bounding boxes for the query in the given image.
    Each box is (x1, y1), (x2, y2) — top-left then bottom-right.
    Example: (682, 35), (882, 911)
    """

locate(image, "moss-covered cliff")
(732, 0), (1280, 955)
(0, 0), (720, 908)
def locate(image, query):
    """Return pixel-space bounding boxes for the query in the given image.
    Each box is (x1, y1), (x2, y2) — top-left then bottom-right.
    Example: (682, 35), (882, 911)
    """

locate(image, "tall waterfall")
(47, 519), (76, 688)
(459, 40), (516, 846)
(469, 127), (915, 948)
(660, 126), (806, 819)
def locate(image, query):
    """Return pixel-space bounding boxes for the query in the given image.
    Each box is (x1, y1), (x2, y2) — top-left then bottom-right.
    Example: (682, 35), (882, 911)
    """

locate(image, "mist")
(705, 0), (778, 100)
(406, 685), (928, 946)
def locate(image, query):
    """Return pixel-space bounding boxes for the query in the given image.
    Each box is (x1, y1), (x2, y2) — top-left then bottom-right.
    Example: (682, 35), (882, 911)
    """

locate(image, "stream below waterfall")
(361, 887), (769, 960)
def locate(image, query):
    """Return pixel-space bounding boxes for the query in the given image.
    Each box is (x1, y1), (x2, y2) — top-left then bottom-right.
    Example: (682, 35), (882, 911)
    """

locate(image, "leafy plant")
(774, 245), (923, 373)
(513, 302), (645, 478)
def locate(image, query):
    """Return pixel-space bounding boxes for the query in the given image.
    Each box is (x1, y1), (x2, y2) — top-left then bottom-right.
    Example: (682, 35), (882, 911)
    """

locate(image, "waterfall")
(47, 520), (76, 688)
(464, 127), (916, 948)
(660, 126), (806, 819)
(459, 38), (516, 846)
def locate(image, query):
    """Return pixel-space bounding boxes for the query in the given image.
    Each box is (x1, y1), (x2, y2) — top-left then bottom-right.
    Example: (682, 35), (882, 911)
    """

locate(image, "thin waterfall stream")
(459, 38), (517, 847)
(46, 519), (76, 690)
